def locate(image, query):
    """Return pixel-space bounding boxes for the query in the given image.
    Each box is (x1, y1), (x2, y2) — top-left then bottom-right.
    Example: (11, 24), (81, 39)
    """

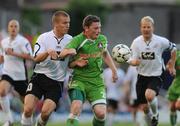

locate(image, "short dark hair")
(52, 11), (69, 24)
(82, 15), (100, 28)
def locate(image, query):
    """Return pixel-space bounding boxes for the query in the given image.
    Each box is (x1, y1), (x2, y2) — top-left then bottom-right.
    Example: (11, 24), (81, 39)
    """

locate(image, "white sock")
(148, 97), (158, 116)
(21, 113), (33, 125)
(105, 113), (115, 126)
(0, 96), (13, 123)
(144, 110), (152, 126)
(36, 114), (47, 126)
(136, 111), (145, 126)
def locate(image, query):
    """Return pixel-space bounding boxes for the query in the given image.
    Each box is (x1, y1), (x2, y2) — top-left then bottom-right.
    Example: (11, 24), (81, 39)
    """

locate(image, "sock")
(148, 97), (158, 116)
(170, 111), (177, 126)
(36, 114), (47, 126)
(21, 113), (33, 125)
(66, 113), (79, 126)
(144, 110), (152, 126)
(93, 116), (105, 126)
(0, 96), (13, 123)
(105, 113), (114, 126)
(136, 111), (145, 126)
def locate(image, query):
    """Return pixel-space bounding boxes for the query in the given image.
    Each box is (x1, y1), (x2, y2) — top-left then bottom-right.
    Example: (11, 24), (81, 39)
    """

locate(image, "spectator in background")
(0, 19), (33, 126)
(103, 61), (125, 126)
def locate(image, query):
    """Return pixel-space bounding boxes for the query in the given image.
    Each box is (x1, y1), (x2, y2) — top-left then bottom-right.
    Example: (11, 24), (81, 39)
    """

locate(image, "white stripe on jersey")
(130, 34), (175, 76)
(1, 34), (33, 80)
(33, 30), (72, 81)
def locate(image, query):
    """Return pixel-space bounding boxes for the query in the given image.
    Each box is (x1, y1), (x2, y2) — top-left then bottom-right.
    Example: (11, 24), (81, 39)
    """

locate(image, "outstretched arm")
(103, 50), (118, 82)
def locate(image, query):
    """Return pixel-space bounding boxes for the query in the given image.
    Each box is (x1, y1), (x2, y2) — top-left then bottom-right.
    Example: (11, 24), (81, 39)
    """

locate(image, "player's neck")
(53, 30), (64, 39)
(83, 32), (94, 41)
(10, 35), (17, 41)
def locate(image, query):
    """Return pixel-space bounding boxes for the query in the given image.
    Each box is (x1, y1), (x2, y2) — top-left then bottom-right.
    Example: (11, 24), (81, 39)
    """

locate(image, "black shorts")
(26, 73), (64, 105)
(130, 99), (139, 108)
(136, 74), (163, 104)
(107, 99), (118, 110)
(1, 74), (28, 96)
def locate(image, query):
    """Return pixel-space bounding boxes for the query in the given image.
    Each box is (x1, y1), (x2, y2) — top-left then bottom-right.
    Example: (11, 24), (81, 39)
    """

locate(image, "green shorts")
(68, 79), (106, 106)
(167, 79), (180, 101)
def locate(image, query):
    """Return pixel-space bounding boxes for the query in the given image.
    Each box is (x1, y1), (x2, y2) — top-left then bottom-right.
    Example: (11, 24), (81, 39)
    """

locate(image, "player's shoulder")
(18, 34), (29, 43)
(98, 34), (107, 39)
(132, 35), (142, 45)
(153, 34), (169, 42)
(64, 34), (72, 39)
(1, 37), (9, 44)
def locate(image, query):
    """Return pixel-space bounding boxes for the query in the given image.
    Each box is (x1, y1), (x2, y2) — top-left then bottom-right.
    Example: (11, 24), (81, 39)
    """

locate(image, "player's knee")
(175, 101), (180, 110)
(0, 89), (6, 97)
(145, 89), (156, 102)
(23, 106), (34, 117)
(94, 109), (106, 120)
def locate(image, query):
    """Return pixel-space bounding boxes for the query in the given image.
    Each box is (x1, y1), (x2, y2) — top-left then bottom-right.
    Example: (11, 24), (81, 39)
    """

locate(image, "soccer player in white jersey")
(103, 61), (125, 126)
(0, 19), (33, 126)
(21, 11), (76, 126)
(127, 16), (176, 126)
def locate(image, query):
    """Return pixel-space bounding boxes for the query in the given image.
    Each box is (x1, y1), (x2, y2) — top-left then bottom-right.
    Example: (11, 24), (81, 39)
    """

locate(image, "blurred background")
(0, 0), (180, 125)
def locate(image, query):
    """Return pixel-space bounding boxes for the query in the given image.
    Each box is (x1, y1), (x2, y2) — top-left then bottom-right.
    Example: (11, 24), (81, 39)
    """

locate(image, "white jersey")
(103, 67), (125, 101)
(131, 34), (175, 76)
(33, 30), (72, 82)
(1, 34), (33, 80)
(124, 66), (138, 100)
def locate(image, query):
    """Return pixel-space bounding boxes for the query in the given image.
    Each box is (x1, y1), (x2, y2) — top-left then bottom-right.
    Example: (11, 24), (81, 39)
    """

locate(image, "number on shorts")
(26, 83), (33, 92)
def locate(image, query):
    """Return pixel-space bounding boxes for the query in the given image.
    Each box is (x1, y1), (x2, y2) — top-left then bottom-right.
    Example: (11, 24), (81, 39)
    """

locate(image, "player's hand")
(67, 49), (77, 56)
(75, 58), (88, 67)
(166, 60), (176, 76)
(5, 48), (14, 55)
(48, 49), (58, 59)
(112, 71), (118, 82)
(166, 64), (176, 76)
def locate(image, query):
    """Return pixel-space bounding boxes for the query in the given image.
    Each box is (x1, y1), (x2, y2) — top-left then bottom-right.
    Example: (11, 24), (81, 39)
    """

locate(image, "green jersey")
(167, 50), (180, 101)
(66, 33), (107, 81)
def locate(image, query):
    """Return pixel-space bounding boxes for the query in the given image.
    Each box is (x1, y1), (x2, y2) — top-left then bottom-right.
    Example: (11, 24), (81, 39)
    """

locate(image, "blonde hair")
(141, 16), (154, 25)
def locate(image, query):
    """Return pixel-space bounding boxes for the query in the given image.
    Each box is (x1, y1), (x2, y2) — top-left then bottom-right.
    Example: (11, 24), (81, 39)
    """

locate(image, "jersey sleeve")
(33, 34), (46, 57)
(21, 38), (33, 56)
(130, 40), (140, 59)
(161, 38), (176, 51)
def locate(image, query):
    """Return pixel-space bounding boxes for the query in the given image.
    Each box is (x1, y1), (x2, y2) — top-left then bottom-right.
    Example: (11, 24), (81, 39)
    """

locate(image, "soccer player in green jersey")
(167, 49), (180, 126)
(60, 15), (118, 126)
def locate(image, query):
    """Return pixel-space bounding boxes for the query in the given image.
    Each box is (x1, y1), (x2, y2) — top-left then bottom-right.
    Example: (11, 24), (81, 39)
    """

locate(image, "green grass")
(11, 122), (180, 126)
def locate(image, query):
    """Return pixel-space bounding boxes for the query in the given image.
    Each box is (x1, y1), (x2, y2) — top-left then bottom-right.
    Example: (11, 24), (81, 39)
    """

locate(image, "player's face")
(85, 22), (101, 40)
(140, 21), (154, 41)
(53, 16), (70, 37)
(8, 20), (19, 38)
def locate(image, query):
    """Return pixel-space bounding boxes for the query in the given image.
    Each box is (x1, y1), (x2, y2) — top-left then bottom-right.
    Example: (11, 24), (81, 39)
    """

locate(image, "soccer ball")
(112, 44), (131, 63)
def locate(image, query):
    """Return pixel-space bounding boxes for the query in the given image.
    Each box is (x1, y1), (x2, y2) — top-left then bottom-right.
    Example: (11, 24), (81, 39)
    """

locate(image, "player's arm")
(103, 50), (118, 82)
(0, 55), (3, 63)
(69, 57), (88, 68)
(59, 48), (77, 58)
(0, 43), (4, 63)
(166, 43), (177, 76)
(33, 51), (49, 63)
(6, 49), (33, 60)
(127, 41), (140, 66)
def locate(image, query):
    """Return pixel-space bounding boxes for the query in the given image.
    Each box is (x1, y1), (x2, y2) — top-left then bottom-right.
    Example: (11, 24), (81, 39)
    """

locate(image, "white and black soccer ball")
(112, 44), (131, 63)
